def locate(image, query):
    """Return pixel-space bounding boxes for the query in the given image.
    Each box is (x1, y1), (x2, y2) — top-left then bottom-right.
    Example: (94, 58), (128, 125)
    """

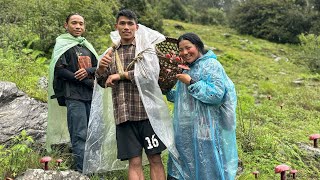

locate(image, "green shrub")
(0, 130), (35, 178)
(298, 34), (320, 73)
(193, 8), (227, 25)
(229, 0), (310, 44)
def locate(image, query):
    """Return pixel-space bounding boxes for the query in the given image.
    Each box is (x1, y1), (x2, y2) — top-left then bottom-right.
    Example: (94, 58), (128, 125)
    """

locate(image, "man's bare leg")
(147, 154), (165, 180)
(128, 156), (145, 180)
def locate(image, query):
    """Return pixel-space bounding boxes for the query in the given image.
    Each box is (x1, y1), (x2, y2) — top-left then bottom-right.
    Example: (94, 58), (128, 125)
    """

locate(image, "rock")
(274, 57), (282, 62)
(174, 24), (184, 30)
(204, 44), (217, 51)
(0, 81), (47, 145)
(38, 76), (48, 90)
(223, 33), (231, 38)
(292, 79), (304, 86)
(298, 143), (320, 157)
(15, 169), (90, 180)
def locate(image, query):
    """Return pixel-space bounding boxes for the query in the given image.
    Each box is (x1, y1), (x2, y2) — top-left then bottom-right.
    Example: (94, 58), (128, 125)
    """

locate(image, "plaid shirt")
(96, 40), (148, 125)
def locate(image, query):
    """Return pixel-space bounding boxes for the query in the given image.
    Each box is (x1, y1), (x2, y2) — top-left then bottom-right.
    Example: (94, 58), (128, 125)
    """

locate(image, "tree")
(119, 0), (164, 32)
(299, 34), (320, 73)
(229, 0), (310, 43)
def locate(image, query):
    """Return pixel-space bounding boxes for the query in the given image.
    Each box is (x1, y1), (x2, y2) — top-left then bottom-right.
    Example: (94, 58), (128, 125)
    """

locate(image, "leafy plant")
(298, 34), (320, 73)
(229, 0), (310, 44)
(0, 130), (35, 178)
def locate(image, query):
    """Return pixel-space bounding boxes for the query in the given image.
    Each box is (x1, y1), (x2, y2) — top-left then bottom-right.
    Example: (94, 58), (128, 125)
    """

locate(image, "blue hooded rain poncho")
(166, 50), (238, 180)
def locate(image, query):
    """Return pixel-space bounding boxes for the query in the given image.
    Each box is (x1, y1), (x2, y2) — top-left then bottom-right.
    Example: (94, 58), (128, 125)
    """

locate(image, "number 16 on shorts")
(145, 134), (159, 149)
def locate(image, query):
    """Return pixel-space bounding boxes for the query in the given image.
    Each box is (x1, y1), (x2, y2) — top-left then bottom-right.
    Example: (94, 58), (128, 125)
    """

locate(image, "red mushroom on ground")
(40, 156), (52, 170)
(275, 164), (290, 180)
(309, 134), (320, 148)
(290, 169), (298, 179)
(280, 103), (284, 109)
(56, 159), (63, 167)
(252, 171), (259, 179)
(267, 95), (272, 100)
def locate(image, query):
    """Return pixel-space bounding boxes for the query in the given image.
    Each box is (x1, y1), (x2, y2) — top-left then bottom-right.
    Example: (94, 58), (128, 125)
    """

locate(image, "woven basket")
(156, 37), (184, 93)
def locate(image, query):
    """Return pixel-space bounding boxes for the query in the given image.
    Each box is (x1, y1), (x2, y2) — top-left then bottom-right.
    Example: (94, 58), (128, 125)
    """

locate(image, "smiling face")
(64, 15), (85, 37)
(178, 40), (202, 64)
(115, 16), (139, 44)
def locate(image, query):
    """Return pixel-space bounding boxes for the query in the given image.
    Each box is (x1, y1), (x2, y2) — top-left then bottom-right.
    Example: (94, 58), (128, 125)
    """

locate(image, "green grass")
(1, 19), (319, 179)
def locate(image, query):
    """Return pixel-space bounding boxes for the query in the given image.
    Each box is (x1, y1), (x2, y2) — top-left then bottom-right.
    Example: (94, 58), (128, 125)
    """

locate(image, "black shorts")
(116, 119), (166, 161)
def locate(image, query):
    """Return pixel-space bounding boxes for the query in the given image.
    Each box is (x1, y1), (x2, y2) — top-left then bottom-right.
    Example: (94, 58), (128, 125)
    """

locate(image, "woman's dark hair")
(177, 33), (207, 54)
(65, 13), (83, 23)
(116, 9), (138, 23)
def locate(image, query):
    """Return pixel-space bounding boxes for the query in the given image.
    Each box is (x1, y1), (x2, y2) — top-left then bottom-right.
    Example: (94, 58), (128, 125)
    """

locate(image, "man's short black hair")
(116, 9), (138, 23)
(65, 13), (83, 23)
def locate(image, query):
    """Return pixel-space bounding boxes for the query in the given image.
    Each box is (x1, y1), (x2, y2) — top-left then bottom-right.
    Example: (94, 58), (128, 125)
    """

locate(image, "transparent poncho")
(83, 24), (178, 173)
(166, 50), (238, 180)
(46, 34), (99, 151)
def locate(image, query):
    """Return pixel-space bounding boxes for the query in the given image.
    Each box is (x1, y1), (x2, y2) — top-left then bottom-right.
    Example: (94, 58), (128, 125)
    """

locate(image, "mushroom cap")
(290, 169), (298, 174)
(252, 171), (259, 175)
(275, 164), (290, 173)
(56, 159), (63, 163)
(309, 134), (320, 140)
(40, 156), (52, 163)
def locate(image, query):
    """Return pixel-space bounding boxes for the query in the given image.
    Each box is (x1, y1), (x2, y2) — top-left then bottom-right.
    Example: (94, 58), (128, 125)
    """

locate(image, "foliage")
(0, 0), (118, 54)
(0, 130), (35, 178)
(309, 13), (320, 35)
(298, 34), (320, 73)
(118, 0), (164, 32)
(229, 0), (311, 44)
(157, 0), (228, 25)
(0, 48), (48, 101)
(189, 7), (227, 25)
(159, 0), (189, 21)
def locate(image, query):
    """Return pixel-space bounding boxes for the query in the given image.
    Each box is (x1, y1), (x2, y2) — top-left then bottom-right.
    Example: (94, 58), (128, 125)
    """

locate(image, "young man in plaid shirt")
(95, 9), (166, 180)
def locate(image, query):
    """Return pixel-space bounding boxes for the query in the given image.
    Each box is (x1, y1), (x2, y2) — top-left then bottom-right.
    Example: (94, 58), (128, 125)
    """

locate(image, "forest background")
(0, 0), (319, 179)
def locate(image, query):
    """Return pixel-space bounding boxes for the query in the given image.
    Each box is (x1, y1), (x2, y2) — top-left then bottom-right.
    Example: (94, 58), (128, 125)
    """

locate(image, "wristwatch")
(189, 79), (196, 85)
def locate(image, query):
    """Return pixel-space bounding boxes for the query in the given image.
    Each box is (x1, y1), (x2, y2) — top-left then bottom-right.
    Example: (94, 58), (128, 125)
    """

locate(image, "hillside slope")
(0, 19), (319, 179)
(163, 19), (320, 179)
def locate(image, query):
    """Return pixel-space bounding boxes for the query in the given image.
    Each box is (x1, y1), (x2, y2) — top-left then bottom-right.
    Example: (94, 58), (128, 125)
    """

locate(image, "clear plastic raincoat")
(83, 24), (178, 173)
(166, 50), (238, 180)
(46, 33), (99, 151)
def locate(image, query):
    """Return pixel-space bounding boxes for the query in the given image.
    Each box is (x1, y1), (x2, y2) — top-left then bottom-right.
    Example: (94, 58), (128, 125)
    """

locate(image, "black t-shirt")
(55, 45), (97, 101)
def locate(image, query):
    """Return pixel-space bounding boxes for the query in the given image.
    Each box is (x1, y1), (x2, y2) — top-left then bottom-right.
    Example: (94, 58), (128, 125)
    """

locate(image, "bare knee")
(147, 154), (163, 166)
(129, 156), (143, 168)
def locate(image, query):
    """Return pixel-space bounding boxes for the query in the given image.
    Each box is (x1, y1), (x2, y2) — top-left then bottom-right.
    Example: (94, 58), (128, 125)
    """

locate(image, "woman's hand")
(176, 73), (192, 85)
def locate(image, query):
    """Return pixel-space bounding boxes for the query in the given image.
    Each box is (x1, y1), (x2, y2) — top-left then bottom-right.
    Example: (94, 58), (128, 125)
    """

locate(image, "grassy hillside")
(1, 19), (319, 179)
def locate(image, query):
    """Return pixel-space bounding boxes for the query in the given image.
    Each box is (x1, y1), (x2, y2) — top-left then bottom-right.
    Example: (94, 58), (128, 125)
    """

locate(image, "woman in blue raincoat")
(166, 33), (238, 180)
